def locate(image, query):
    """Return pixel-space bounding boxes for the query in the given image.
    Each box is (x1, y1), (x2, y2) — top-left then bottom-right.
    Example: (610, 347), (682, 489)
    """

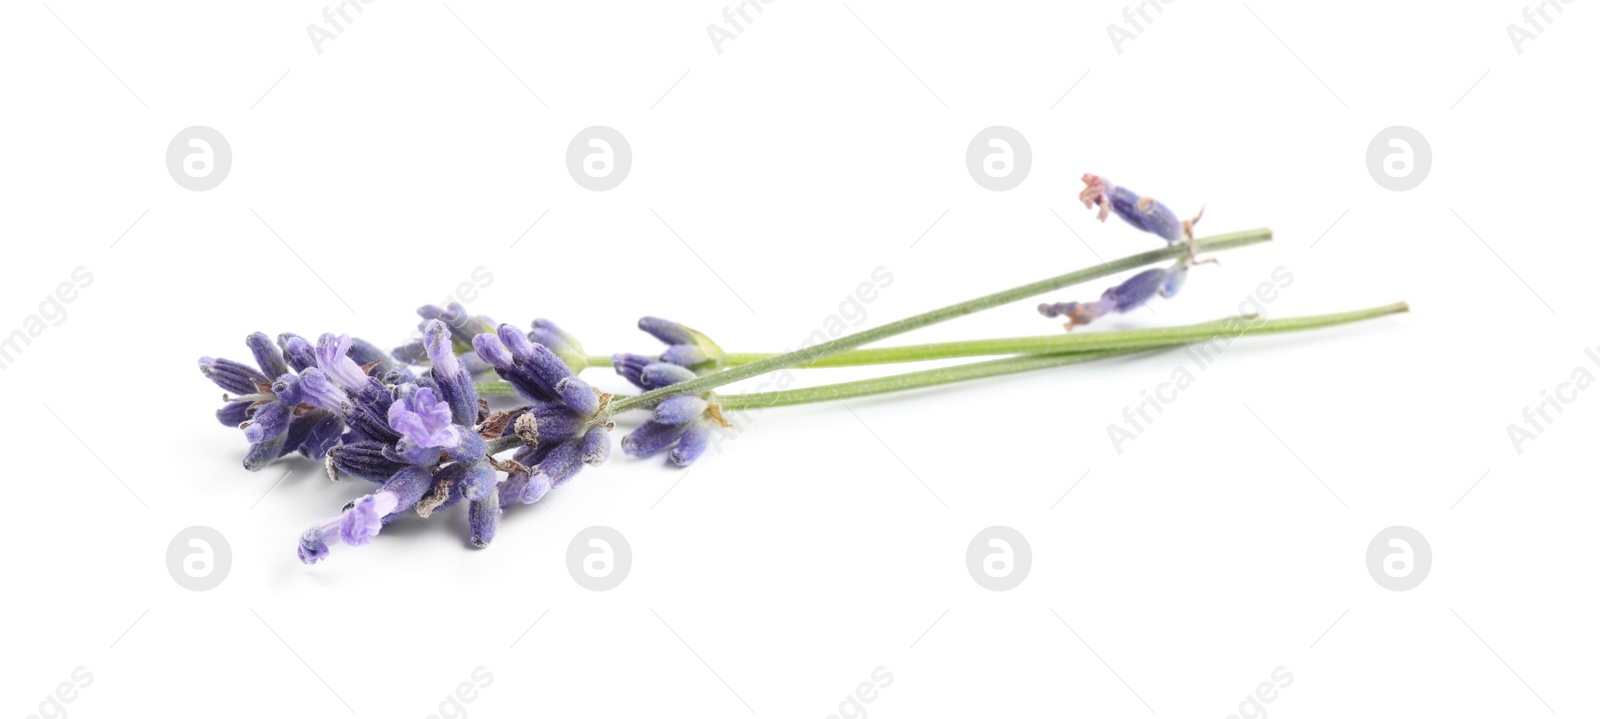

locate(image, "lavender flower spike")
(1038, 264), (1187, 330)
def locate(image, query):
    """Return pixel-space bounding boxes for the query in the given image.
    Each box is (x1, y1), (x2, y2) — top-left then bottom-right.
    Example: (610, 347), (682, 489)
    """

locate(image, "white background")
(3, 1), (1596, 717)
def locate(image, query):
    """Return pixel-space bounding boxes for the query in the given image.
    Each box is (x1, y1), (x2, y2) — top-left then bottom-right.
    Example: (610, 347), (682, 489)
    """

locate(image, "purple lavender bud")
(339, 493), (399, 546)
(580, 425), (611, 466)
(423, 320), (462, 379)
(1079, 174), (1187, 243)
(279, 334), (318, 373)
(498, 471), (530, 508)
(243, 401), (290, 444)
(391, 337), (429, 365)
(459, 351), (494, 378)
(443, 431), (487, 465)
(670, 419), (713, 467)
(242, 432), (288, 471)
(295, 369), (347, 414)
(496, 323), (538, 361)
(612, 353), (654, 389)
(315, 334), (370, 388)
(216, 400), (253, 427)
(555, 376), (600, 415)
(532, 438), (586, 487)
(518, 340), (577, 392)
(641, 362), (696, 389)
(441, 301), (483, 344)
(469, 495), (500, 548)
(521, 472), (553, 504)
(532, 318), (583, 351)
(380, 464), (435, 513)
(1039, 267), (1175, 329)
(621, 420), (692, 458)
(246, 332), (290, 378)
(638, 316), (694, 345)
(461, 458), (498, 501)
(653, 395), (709, 425)
(661, 344), (709, 367)
(349, 337), (413, 383)
(327, 441), (408, 482)
(472, 333), (515, 369)
(269, 374), (304, 406)
(515, 402), (586, 446)
(1103, 268), (1170, 312)
(289, 412), (344, 461)
(198, 357), (268, 395)
(387, 386), (462, 450)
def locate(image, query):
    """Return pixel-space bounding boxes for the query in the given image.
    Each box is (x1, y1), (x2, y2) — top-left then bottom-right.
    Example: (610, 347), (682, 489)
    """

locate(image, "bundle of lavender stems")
(197, 175), (1407, 564)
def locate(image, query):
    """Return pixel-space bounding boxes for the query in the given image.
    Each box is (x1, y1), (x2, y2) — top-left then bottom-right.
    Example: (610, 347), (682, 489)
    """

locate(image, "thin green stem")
(712, 302), (1407, 410)
(604, 228), (1272, 413)
(716, 350), (1135, 409)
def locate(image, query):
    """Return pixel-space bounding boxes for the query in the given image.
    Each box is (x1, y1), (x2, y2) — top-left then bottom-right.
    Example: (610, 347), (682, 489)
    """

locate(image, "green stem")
(713, 302), (1407, 409)
(716, 350), (1135, 409)
(604, 228), (1272, 413)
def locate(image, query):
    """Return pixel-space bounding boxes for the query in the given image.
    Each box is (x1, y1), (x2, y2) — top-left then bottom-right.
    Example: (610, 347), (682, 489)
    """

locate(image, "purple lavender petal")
(640, 362), (696, 389)
(278, 334), (318, 373)
(216, 400), (253, 427)
(468, 495), (500, 548)
(246, 332), (290, 378)
(637, 316), (695, 345)
(328, 441), (408, 482)
(621, 420), (692, 458)
(670, 419), (713, 466)
(423, 320), (462, 379)
(653, 395), (709, 425)
(461, 459), (497, 501)
(386, 386), (462, 449)
(198, 357), (268, 395)
(316, 333), (370, 388)
(580, 425), (611, 466)
(243, 401), (290, 444)
(472, 333), (515, 369)
(297, 368), (349, 414)
(660, 344), (708, 367)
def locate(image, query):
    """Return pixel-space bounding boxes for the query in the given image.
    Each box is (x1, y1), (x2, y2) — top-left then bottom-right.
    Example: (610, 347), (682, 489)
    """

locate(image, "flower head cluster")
(296, 320), (501, 562)
(472, 320), (611, 512)
(611, 317), (727, 466)
(1038, 174), (1205, 330)
(198, 332), (384, 470)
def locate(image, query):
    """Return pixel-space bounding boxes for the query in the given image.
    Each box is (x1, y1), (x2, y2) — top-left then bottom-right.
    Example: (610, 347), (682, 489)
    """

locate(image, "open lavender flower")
(199, 332), (345, 470)
(297, 320), (504, 562)
(1038, 264), (1187, 330)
